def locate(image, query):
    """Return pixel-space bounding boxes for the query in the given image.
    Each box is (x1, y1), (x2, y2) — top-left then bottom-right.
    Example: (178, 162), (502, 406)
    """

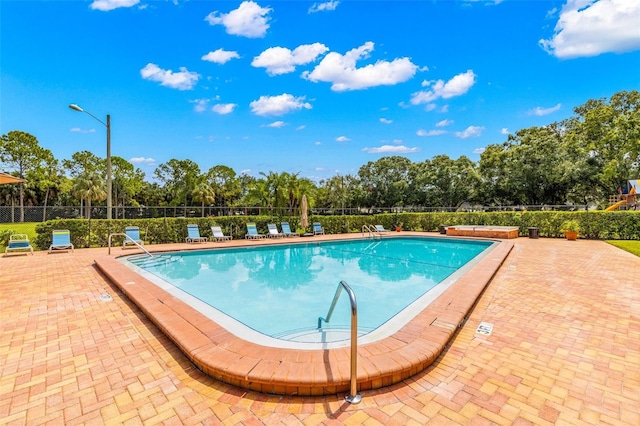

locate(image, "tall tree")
(192, 181), (215, 217)
(569, 90), (640, 196)
(154, 159), (201, 216)
(479, 124), (575, 205)
(27, 149), (64, 221)
(0, 131), (50, 221)
(110, 156), (145, 217)
(357, 156), (412, 207)
(72, 172), (107, 219)
(206, 165), (241, 208)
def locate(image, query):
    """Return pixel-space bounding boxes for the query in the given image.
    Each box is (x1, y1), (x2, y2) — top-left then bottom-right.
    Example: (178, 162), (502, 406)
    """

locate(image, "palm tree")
(72, 172), (106, 219)
(192, 182), (215, 217)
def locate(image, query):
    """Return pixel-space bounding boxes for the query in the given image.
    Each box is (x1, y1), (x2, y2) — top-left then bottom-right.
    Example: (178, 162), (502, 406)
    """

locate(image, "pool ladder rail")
(107, 233), (153, 257)
(318, 280), (361, 404)
(362, 224), (382, 239)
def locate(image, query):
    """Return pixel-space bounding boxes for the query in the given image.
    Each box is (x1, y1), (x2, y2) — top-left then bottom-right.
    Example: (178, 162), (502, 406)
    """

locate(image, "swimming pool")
(126, 237), (493, 347)
(97, 233), (513, 395)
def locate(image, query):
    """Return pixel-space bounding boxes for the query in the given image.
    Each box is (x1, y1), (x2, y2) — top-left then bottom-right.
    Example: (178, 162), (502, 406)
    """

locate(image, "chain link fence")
(0, 204), (590, 223)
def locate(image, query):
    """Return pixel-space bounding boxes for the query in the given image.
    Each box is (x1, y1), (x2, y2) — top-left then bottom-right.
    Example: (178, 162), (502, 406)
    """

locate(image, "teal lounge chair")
(186, 224), (207, 243)
(280, 222), (299, 237)
(245, 223), (266, 239)
(313, 222), (325, 235)
(49, 229), (74, 253)
(267, 223), (285, 238)
(4, 234), (33, 256)
(124, 226), (144, 248)
(211, 226), (232, 241)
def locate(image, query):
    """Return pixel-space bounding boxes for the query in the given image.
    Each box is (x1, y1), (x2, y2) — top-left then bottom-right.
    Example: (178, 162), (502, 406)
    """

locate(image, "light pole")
(69, 104), (112, 220)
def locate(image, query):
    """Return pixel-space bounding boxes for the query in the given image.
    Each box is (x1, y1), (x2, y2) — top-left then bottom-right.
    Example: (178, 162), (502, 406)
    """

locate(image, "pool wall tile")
(95, 234), (513, 396)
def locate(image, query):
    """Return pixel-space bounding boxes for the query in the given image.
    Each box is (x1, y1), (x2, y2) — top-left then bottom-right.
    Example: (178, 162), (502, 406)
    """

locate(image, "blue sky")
(2, 0), (639, 182)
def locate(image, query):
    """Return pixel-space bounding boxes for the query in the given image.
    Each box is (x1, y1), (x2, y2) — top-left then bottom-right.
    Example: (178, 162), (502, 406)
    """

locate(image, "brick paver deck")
(1, 235), (638, 424)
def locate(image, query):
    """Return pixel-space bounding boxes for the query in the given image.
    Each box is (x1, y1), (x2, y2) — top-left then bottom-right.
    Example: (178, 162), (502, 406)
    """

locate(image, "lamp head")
(68, 104), (84, 112)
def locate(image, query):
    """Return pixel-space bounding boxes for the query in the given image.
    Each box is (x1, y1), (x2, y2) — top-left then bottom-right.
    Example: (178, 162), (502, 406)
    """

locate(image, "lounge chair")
(211, 226), (232, 241)
(49, 229), (74, 253)
(267, 223), (285, 238)
(280, 222), (299, 237)
(313, 222), (325, 235)
(185, 224), (207, 243)
(123, 226), (144, 248)
(374, 225), (390, 234)
(4, 234), (33, 256)
(245, 223), (266, 239)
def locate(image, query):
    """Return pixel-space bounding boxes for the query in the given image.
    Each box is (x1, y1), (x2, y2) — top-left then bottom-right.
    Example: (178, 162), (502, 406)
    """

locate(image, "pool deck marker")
(475, 322), (494, 335)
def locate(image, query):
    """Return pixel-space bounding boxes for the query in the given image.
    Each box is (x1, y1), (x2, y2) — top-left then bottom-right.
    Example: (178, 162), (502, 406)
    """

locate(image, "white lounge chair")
(211, 226), (232, 241)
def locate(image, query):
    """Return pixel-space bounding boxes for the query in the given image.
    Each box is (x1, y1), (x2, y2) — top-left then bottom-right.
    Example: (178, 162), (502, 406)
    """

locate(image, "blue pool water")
(127, 237), (493, 345)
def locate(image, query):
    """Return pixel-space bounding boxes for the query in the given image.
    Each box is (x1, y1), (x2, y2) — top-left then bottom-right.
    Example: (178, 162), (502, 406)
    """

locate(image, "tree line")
(1, 90), (638, 221)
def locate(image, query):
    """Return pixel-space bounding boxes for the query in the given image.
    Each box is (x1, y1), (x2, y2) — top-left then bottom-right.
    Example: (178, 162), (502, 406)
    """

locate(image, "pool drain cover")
(476, 322), (494, 335)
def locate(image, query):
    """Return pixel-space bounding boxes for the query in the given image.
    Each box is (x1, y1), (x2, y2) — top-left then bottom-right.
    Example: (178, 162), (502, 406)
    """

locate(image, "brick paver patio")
(1, 236), (638, 425)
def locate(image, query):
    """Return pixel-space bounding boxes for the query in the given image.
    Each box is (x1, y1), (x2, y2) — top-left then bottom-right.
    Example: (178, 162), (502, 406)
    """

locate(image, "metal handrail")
(317, 281), (361, 404)
(361, 224), (380, 238)
(108, 233), (153, 257)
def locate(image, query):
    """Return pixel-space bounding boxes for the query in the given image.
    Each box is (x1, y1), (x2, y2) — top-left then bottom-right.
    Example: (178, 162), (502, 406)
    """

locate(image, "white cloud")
(296, 125), (306, 131)
(90, 0), (139, 11)
(539, 0), (640, 59)
(303, 42), (418, 91)
(202, 49), (240, 64)
(528, 103), (561, 116)
(363, 145), (420, 154)
(473, 148), (486, 154)
(265, 121), (286, 128)
(130, 157), (157, 166)
(212, 103), (237, 115)
(205, 1), (272, 38)
(417, 129), (446, 137)
(70, 127), (96, 134)
(309, 1), (339, 13)
(252, 43), (329, 75)
(249, 93), (312, 116)
(140, 63), (200, 90)
(436, 119), (454, 127)
(336, 136), (351, 142)
(454, 126), (484, 139)
(380, 118), (393, 124)
(192, 99), (209, 112)
(411, 70), (476, 104)
(501, 127), (510, 134)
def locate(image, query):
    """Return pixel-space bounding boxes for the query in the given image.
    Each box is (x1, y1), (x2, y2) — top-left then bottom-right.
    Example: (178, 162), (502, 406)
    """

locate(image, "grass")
(606, 240), (640, 257)
(0, 223), (39, 250)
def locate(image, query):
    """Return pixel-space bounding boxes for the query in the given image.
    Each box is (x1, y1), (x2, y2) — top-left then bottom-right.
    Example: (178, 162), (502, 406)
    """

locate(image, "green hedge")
(32, 210), (639, 250)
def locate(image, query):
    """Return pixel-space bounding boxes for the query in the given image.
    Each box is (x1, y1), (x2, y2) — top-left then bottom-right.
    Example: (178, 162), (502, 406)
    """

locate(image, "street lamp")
(69, 104), (112, 220)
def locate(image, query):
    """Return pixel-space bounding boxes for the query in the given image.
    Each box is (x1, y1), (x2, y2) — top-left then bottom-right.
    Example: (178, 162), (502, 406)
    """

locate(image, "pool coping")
(95, 232), (514, 396)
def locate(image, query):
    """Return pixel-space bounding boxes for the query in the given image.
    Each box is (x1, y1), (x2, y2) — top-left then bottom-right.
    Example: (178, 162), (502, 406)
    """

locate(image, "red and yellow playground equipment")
(606, 180), (639, 211)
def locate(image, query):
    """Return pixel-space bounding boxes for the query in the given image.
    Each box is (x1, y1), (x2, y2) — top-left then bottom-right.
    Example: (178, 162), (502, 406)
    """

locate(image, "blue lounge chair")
(267, 223), (285, 238)
(245, 223), (266, 239)
(123, 226), (144, 248)
(280, 222), (299, 237)
(4, 234), (33, 256)
(313, 222), (325, 235)
(185, 224), (207, 243)
(49, 229), (74, 253)
(211, 226), (232, 241)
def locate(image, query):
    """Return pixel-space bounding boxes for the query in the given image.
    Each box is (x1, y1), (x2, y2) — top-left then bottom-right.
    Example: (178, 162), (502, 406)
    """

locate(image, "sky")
(1, 0), (639, 183)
